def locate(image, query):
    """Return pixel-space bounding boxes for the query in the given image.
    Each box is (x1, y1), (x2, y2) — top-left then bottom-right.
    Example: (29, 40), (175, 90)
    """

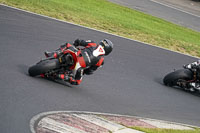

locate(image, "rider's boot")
(44, 51), (53, 58)
(44, 44), (68, 58)
(189, 83), (195, 92)
(44, 49), (62, 58)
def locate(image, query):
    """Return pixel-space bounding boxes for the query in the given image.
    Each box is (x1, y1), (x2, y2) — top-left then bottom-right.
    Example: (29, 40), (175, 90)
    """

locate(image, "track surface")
(109, 0), (200, 32)
(1, 5), (200, 133)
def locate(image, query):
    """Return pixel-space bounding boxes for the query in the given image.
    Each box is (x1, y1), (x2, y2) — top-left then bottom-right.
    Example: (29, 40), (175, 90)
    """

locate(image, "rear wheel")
(28, 58), (60, 77)
(163, 69), (193, 87)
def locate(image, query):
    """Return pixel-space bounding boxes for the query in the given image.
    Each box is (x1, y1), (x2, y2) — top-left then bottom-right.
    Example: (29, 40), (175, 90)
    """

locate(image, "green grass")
(1, 0), (200, 57)
(132, 127), (200, 133)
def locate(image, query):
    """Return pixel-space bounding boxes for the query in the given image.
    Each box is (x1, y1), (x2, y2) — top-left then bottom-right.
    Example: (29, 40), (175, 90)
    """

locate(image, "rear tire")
(28, 59), (60, 77)
(163, 69), (193, 87)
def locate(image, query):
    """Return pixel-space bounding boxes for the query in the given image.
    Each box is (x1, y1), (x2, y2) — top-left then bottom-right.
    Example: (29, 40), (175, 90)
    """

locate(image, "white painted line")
(150, 0), (200, 18)
(0, 4), (198, 59)
(73, 114), (124, 132)
(71, 114), (145, 133)
(114, 128), (144, 133)
(39, 117), (87, 133)
(30, 111), (200, 133)
(140, 119), (193, 130)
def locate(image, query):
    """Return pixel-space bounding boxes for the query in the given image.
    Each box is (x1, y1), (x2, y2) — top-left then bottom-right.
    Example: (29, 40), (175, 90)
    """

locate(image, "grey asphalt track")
(0, 5), (200, 133)
(108, 0), (200, 32)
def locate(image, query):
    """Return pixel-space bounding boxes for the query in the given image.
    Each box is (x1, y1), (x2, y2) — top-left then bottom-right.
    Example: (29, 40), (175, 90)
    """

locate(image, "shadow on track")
(17, 64), (72, 88)
(171, 87), (200, 97)
(17, 64), (29, 76)
(46, 77), (72, 88)
(154, 77), (163, 85)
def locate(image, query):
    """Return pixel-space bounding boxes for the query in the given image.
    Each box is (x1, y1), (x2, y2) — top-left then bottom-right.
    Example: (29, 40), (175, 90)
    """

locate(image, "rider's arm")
(95, 57), (104, 67)
(74, 39), (97, 47)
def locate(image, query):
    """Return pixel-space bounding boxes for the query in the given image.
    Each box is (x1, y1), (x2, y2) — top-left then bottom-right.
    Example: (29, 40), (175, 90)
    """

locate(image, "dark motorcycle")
(28, 53), (74, 83)
(163, 61), (200, 92)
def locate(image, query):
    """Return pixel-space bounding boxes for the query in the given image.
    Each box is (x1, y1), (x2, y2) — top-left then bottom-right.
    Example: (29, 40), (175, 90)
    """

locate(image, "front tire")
(163, 69), (193, 87)
(28, 58), (60, 77)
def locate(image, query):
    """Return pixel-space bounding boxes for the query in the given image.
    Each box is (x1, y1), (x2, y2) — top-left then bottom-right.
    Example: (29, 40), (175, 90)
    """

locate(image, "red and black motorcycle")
(28, 53), (74, 83)
(163, 60), (200, 92)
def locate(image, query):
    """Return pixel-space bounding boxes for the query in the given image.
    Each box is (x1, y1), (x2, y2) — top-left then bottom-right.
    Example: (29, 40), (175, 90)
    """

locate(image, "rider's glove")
(73, 39), (81, 47)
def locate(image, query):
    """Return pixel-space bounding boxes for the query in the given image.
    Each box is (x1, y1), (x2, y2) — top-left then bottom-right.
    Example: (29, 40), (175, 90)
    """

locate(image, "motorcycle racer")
(183, 60), (200, 91)
(164, 60), (200, 92)
(184, 60), (200, 70)
(44, 39), (113, 85)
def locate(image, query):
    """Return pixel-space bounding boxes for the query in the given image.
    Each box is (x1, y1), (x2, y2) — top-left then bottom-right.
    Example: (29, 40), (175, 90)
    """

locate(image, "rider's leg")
(44, 44), (67, 58)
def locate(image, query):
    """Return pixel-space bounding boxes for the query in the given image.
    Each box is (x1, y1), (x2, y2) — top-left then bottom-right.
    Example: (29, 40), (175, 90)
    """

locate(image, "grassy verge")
(1, 0), (200, 57)
(132, 127), (200, 133)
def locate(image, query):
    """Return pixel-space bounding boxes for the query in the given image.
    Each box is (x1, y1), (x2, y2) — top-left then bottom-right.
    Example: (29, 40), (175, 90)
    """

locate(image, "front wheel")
(28, 58), (60, 77)
(163, 69), (193, 87)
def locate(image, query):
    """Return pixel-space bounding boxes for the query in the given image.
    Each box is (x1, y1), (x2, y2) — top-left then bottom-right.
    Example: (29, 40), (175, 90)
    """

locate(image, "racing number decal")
(93, 45), (105, 57)
(99, 47), (104, 53)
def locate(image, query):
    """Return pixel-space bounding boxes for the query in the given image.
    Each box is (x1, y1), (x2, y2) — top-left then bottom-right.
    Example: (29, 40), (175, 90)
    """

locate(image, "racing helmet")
(99, 39), (113, 55)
